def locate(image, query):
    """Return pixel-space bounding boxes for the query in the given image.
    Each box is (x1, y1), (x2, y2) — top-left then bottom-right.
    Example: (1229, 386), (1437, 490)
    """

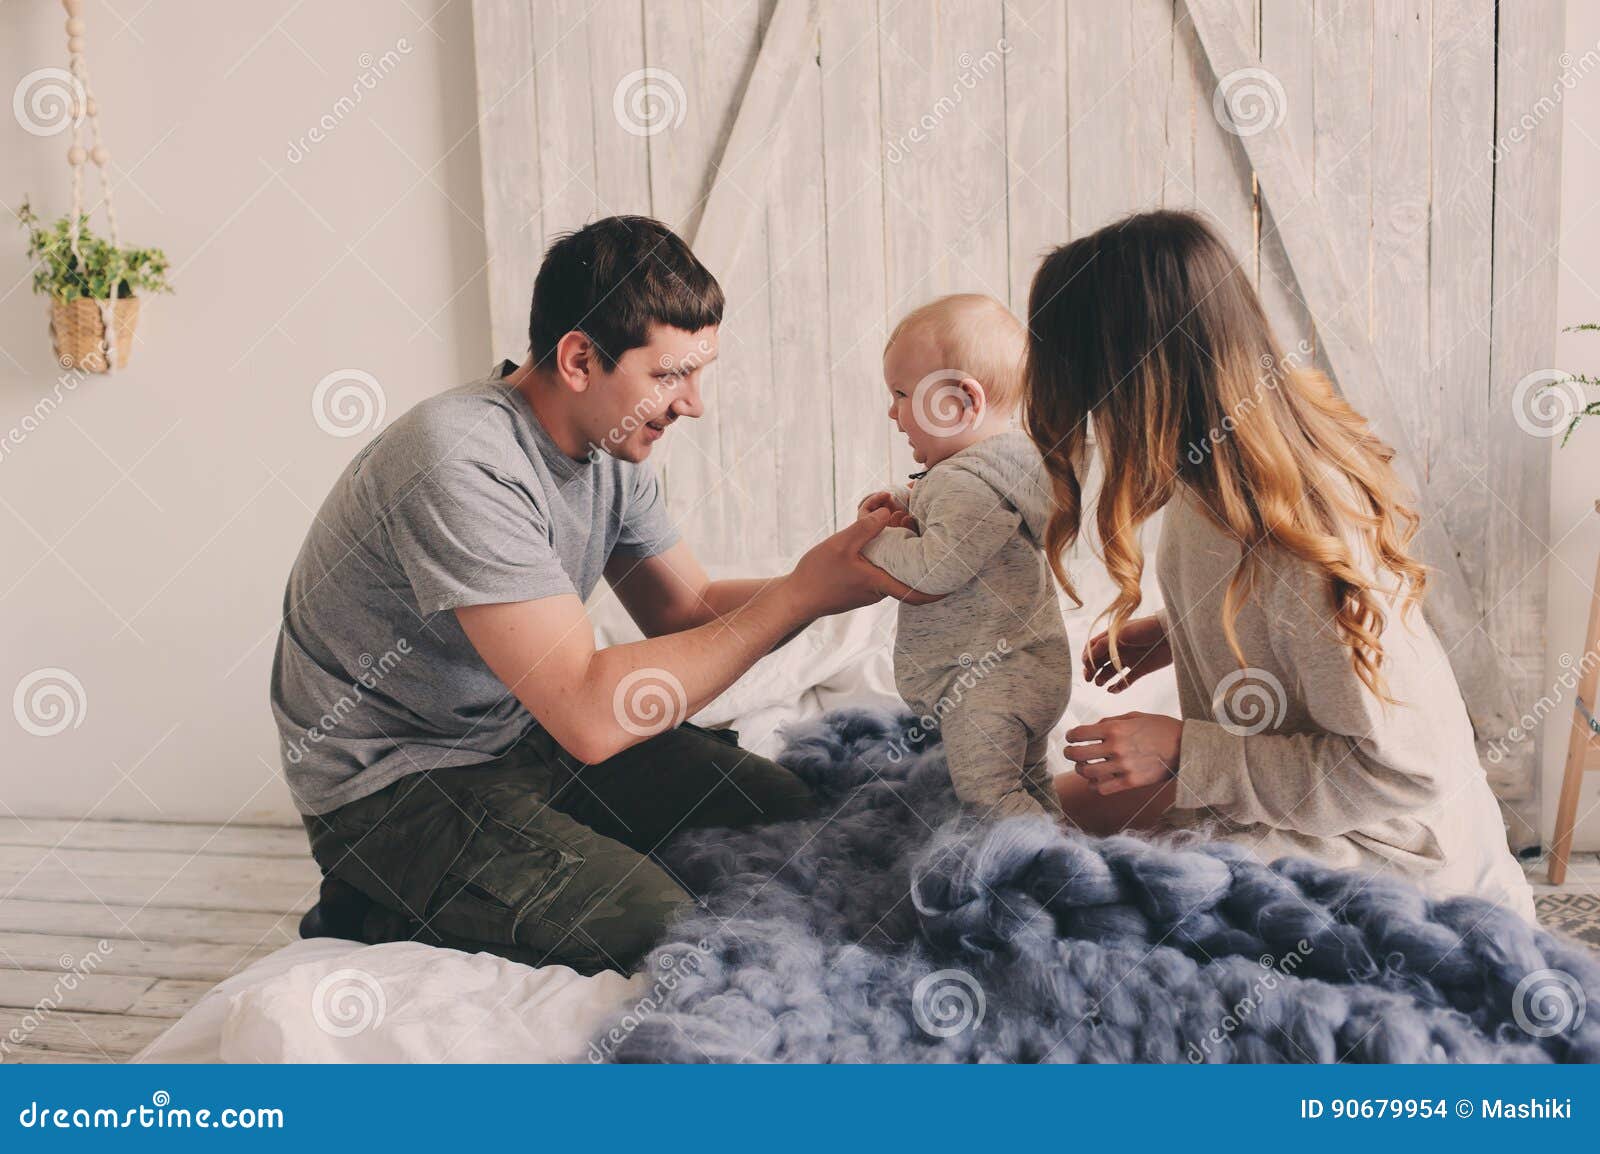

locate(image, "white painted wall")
(2, 0), (1591, 849)
(0, 1), (489, 824)
(1540, 0), (1600, 850)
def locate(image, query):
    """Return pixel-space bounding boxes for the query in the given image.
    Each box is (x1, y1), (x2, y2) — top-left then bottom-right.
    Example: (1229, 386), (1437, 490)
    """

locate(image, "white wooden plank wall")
(641, 1), (755, 561)
(1427, 0), (1501, 803)
(1311, 0), (1372, 370)
(1372, 1), (1433, 480)
(1486, 1), (1566, 838)
(471, 0), (1563, 821)
(1002, 1), (1067, 317)
(821, 2), (892, 533)
(1257, 0), (1314, 353)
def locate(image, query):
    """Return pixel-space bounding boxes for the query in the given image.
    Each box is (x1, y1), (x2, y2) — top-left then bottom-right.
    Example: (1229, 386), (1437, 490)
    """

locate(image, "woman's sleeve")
(861, 470), (1020, 595)
(1167, 562), (1442, 838)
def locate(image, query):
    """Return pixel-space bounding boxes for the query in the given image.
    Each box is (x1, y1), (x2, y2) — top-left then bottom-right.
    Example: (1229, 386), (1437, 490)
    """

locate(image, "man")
(271, 215), (923, 975)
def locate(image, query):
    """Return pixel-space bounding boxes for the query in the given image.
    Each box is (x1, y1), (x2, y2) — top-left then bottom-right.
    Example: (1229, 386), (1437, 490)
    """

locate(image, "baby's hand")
(857, 490), (902, 517)
(857, 490), (916, 531)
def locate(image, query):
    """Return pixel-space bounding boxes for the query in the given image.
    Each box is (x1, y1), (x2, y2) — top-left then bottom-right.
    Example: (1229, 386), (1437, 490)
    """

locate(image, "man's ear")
(553, 331), (596, 393)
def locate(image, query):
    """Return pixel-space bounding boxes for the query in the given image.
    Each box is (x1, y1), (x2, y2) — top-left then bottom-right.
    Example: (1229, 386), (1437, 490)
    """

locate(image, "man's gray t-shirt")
(270, 362), (679, 815)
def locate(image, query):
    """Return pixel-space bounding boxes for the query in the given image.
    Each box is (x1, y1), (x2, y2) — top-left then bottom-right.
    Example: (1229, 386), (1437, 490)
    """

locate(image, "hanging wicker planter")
(50, 296), (139, 372)
(15, 0), (169, 374)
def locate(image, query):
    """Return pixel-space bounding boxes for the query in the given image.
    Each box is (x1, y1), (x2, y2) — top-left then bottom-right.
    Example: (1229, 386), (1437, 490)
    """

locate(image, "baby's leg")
(940, 708), (1057, 821)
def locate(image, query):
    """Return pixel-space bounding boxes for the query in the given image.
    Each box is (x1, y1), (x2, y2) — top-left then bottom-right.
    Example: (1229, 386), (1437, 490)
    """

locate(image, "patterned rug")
(1538, 892), (1600, 951)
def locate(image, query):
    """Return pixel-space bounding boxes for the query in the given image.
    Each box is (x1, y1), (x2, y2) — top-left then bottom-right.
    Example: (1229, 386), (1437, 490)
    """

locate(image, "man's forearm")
(578, 576), (810, 761)
(699, 577), (811, 653)
(465, 512), (903, 766)
(688, 576), (779, 624)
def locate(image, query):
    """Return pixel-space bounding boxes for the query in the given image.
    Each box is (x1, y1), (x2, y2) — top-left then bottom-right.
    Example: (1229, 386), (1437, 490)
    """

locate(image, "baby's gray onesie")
(863, 429), (1072, 820)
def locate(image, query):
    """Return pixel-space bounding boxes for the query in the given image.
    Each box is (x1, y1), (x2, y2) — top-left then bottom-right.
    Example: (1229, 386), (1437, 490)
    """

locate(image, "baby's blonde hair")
(885, 293), (1028, 411)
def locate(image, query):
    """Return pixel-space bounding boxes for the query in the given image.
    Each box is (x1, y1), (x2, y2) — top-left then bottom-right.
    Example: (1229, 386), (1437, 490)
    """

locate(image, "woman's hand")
(1082, 613), (1172, 692)
(856, 490), (916, 531)
(1063, 712), (1182, 794)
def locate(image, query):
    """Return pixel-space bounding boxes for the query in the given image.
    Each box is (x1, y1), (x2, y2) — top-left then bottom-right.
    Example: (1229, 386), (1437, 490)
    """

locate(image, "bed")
(135, 554), (1182, 1063)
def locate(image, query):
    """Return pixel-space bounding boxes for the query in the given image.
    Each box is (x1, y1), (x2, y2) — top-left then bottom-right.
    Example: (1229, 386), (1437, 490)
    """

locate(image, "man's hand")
(1063, 711), (1183, 795)
(789, 509), (940, 615)
(856, 490), (916, 531)
(1082, 613), (1173, 693)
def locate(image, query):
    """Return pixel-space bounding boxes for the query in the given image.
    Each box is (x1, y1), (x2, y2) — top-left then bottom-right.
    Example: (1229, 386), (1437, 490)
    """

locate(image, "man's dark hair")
(528, 215), (724, 370)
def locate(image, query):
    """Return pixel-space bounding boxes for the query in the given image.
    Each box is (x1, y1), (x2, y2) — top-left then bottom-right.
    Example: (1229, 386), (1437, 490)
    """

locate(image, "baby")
(860, 294), (1071, 821)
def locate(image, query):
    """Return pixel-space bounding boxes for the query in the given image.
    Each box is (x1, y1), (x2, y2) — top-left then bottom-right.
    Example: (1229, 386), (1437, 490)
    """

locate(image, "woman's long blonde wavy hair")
(1023, 210), (1427, 702)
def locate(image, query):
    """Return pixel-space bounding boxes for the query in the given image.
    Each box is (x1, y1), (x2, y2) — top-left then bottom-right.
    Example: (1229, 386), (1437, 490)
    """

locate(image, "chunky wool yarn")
(597, 708), (1596, 1063)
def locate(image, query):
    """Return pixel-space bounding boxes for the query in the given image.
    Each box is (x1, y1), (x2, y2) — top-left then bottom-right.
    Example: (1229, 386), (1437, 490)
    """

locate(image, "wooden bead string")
(61, 0), (123, 368)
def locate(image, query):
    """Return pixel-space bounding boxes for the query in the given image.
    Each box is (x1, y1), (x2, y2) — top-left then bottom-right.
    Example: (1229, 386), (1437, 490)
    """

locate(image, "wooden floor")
(1527, 850), (1600, 899)
(0, 817), (319, 1064)
(0, 818), (1596, 1064)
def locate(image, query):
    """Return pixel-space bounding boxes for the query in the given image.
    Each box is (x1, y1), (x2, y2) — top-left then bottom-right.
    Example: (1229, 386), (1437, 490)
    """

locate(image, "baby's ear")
(960, 376), (987, 416)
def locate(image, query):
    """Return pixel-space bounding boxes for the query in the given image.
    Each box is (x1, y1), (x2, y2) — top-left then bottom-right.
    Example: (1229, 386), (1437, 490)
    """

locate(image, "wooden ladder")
(1550, 499), (1600, 885)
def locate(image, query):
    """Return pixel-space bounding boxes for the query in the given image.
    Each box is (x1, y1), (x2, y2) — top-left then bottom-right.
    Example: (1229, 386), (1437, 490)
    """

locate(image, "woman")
(1025, 210), (1535, 919)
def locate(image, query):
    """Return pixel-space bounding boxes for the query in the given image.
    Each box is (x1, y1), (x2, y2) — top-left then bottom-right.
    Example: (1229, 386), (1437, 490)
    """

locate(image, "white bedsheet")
(136, 939), (639, 1063)
(146, 549), (1177, 1063)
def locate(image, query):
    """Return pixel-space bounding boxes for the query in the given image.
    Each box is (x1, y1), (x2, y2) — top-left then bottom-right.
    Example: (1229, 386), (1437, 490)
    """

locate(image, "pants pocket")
(425, 801), (586, 947)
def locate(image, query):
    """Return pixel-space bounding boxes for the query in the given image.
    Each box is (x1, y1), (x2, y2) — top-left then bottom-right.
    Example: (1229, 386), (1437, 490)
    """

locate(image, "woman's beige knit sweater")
(1154, 483), (1535, 919)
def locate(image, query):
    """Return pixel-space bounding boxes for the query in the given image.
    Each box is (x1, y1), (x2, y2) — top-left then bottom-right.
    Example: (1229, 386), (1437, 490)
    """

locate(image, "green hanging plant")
(16, 198), (171, 305)
(1556, 324), (1600, 446)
